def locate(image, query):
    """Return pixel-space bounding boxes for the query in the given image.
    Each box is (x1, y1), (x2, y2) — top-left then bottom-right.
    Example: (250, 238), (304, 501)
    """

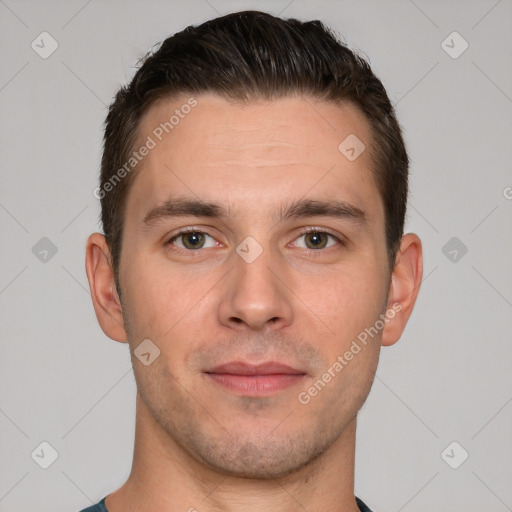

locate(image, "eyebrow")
(142, 197), (368, 227)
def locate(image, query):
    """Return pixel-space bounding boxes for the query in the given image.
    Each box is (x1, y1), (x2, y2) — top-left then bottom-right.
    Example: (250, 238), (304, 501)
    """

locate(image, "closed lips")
(205, 361), (306, 376)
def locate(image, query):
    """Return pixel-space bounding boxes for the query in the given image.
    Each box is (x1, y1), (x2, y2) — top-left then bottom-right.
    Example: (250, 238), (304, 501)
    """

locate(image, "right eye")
(166, 229), (219, 251)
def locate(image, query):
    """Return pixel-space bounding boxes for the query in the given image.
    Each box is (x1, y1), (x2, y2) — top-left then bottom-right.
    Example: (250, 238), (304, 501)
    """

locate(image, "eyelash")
(165, 226), (344, 255)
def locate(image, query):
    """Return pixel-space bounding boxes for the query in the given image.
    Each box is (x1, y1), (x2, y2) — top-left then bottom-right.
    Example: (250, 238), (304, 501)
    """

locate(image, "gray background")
(1, 0), (511, 511)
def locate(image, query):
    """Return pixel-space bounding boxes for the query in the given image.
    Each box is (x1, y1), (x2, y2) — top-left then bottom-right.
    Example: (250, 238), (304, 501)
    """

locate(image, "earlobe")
(381, 233), (423, 347)
(85, 233), (128, 343)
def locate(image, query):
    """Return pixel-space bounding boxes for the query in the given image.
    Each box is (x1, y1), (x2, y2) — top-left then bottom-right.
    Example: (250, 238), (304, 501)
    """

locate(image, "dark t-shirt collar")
(82, 494), (374, 512)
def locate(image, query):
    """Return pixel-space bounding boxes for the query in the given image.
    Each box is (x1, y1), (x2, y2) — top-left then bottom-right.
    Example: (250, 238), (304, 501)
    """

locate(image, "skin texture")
(86, 94), (423, 512)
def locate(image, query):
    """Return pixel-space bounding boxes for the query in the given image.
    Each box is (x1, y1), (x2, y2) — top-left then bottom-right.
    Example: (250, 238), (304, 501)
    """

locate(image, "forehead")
(126, 93), (382, 224)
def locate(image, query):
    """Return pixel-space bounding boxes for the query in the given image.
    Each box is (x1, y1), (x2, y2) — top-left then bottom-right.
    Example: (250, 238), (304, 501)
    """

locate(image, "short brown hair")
(99, 10), (409, 289)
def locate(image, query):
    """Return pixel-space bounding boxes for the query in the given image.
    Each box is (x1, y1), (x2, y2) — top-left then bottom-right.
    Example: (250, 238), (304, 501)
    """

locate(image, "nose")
(217, 245), (293, 332)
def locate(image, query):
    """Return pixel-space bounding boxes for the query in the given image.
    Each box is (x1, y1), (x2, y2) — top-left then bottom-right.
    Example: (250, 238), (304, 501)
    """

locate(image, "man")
(82, 10), (422, 512)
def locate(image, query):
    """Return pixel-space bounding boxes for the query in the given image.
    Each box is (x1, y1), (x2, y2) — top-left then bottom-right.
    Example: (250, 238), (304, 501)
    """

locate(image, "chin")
(186, 430), (333, 480)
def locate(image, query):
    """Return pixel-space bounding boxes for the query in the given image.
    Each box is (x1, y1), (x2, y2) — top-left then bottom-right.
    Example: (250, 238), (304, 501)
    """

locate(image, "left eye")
(291, 230), (339, 250)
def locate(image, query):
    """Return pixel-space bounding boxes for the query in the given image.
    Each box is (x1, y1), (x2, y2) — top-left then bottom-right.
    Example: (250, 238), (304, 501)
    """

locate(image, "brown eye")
(293, 230), (339, 251)
(168, 230), (216, 250)
(304, 231), (329, 249)
(180, 232), (205, 249)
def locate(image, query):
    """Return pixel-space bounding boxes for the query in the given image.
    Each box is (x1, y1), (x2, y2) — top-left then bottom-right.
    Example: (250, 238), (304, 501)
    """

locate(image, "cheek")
(122, 253), (178, 334)
(122, 249), (217, 343)
(311, 264), (386, 340)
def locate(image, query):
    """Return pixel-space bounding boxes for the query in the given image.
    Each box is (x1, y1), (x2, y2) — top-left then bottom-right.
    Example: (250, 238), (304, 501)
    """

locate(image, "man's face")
(118, 94), (391, 478)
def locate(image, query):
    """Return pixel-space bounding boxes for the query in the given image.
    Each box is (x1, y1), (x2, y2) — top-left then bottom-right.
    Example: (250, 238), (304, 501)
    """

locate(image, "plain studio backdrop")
(0, 1), (511, 511)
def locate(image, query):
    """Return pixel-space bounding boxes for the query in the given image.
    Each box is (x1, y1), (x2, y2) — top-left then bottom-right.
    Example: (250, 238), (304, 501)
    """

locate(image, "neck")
(106, 393), (361, 512)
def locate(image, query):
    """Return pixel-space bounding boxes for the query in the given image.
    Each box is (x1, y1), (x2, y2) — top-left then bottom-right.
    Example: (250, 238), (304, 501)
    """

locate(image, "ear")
(381, 233), (423, 347)
(85, 232), (128, 342)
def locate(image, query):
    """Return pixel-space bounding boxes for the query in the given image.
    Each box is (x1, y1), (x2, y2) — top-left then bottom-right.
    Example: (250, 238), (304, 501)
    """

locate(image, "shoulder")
(356, 496), (375, 512)
(76, 496), (109, 512)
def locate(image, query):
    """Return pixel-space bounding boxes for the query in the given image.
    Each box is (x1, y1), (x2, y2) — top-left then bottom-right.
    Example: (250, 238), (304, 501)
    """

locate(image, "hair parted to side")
(100, 10), (409, 291)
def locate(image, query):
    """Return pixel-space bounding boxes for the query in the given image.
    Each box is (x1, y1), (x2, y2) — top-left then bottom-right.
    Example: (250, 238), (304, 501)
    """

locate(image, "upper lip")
(205, 361), (306, 376)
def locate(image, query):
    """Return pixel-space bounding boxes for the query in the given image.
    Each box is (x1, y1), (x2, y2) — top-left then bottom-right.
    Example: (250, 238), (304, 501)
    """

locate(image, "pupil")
(310, 233), (322, 245)
(307, 232), (326, 249)
(187, 232), (202, 247)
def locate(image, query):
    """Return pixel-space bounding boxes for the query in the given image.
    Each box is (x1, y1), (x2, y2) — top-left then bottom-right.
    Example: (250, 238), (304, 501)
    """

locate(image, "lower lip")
(205, 373), (306, 396)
